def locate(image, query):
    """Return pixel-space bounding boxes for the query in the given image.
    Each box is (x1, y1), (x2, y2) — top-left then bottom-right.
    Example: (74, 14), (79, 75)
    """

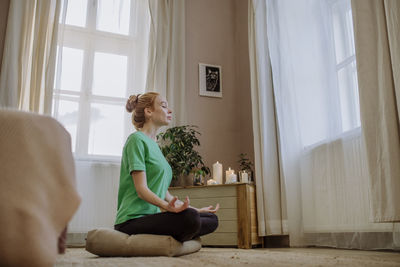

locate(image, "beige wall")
(0, 0), (10, 75)
(186, 0), (254, 179)
(0, 0), (255, 178)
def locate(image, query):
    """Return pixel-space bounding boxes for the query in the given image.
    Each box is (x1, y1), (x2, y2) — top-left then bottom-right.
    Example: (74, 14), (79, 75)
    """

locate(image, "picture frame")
(198, 63), (222, 98)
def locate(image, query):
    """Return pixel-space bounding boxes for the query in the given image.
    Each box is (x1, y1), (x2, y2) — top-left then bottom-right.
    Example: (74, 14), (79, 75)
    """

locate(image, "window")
(330, 0), (361, 133)
(301, 0), (361, 149)
(52, 0), (150, 160)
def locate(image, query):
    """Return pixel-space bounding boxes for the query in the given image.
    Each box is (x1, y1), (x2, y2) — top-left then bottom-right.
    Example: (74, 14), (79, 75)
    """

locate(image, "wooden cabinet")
(169, 183), (261, 248)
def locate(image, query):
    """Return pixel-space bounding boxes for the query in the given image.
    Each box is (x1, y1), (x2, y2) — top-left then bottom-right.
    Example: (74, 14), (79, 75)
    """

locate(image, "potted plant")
(157, 125), (210, 187)
(237, 153), (254, 183)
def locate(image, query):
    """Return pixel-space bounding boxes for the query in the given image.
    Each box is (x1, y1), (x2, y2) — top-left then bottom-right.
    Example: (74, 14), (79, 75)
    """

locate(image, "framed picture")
(199, 63), (222, 98)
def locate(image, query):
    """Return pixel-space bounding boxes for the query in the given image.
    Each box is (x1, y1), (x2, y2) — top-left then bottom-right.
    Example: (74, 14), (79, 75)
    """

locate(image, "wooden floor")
(56, 247), (400, 267)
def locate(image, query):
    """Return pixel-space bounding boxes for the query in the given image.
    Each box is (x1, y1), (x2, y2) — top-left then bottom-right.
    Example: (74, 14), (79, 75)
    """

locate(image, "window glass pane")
(346, 7), (356, 55)
(59, 47), (84, 92)
(65, 0), (88, 27)
(338, 61), (361, 132)
(55, 99), (79, 152)
(88, 103), (125, 156)
(297, 81), (329, 147)
(54, 46), (60, 89)
(59, 0), (65, 24)
(92, 52), (127, 97)
(351, 63), (361, 129)
(96, 0), (130, 35)
(332, 0), (354, 64)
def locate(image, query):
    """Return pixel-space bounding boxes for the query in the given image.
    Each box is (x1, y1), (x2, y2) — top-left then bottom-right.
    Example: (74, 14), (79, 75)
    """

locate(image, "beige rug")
(56, 247), (400, 266)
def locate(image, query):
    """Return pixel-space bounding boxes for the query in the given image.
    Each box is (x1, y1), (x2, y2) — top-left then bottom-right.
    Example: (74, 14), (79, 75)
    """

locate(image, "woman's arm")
(165, 190), (175, 203)
(133, 171), (189, 213)
(165, 190), (220, 213)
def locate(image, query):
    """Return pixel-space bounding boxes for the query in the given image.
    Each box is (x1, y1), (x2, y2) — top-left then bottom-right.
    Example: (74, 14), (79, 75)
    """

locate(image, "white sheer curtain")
(146, 0), (186, 126)
(255, 0), (400, 249)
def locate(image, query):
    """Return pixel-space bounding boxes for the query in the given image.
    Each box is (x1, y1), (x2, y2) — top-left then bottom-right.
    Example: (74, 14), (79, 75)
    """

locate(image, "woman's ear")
(144, 107), (152, 119)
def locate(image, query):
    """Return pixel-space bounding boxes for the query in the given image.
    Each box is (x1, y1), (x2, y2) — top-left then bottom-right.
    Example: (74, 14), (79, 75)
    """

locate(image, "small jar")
(239, 170), (251, 183)
(193, 174), (204, 186)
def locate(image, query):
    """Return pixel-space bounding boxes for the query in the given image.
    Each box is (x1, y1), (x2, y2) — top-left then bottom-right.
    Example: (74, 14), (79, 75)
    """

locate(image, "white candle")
(213, 161), (223, 184)
(207, 179), (217, 185)
(228, 173), (237, 183)
(225, 167), (235, 184)
(241, 172), (249, 183)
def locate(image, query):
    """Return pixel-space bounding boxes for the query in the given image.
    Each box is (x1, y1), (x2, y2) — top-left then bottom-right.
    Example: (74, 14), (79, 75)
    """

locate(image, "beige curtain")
(352, 0), (400, 222)
(146, 0), (186, 126)
(0, 0), (60, 114)
(248, 0), (287, 236)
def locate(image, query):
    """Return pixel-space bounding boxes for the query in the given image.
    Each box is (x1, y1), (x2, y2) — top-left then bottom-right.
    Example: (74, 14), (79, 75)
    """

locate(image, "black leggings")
(114, 208), (218, 243)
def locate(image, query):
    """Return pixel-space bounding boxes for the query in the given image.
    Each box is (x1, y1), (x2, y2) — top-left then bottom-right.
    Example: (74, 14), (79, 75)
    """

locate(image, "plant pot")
(170, 174), (193, 187)
(183, 174), (193, 186)
(169, 178), (180, 187)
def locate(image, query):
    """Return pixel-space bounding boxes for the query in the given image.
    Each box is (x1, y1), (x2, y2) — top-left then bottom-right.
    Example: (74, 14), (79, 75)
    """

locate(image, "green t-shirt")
(115, 131), (172, 225)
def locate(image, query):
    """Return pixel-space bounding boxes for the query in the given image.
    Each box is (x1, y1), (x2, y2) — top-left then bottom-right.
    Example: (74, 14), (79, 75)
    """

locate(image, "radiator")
(68, 160), (120, 234)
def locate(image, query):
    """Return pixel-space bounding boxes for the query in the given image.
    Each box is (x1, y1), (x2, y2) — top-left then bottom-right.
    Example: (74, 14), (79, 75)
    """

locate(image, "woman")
(114, 92), (219, 242)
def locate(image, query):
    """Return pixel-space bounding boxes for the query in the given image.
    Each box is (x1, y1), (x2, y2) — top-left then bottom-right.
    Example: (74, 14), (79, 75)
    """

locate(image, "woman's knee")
(208, 213), (219, 231)
(180, 208), (201, 230)
(173, 208), (201, 242)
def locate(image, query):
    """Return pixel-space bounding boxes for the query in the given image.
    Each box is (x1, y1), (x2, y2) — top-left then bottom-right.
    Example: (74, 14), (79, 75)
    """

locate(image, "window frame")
(302, 0), (361, 151)
(52, 0), (147, 162)
(328, 0), (361, 134)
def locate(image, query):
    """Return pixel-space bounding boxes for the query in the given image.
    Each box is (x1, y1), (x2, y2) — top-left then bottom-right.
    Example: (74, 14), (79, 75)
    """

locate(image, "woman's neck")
(140, 123), (159, 140)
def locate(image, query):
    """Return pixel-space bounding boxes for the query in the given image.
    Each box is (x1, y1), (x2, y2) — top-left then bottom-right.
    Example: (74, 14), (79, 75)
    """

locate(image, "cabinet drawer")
(169, 183), (261, 248)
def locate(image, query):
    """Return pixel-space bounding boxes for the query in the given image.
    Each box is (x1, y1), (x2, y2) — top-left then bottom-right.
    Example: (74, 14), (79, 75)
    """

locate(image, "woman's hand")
(133, 173), (189, 213)
(165, 196), (190, 213)
(196, 203), (220, 213)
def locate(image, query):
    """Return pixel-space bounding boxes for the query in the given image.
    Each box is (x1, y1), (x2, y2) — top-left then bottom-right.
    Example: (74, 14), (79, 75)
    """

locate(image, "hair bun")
(126, 94), (140, 113)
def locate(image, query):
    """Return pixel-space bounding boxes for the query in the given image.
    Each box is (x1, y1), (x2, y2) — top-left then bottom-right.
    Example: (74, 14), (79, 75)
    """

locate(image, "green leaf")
(157, 125), (210, 180)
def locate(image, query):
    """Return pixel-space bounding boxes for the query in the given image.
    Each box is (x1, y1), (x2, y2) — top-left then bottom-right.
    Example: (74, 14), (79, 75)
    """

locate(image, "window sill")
(73, 155), (121, 165)
(302, 127), (362, 154)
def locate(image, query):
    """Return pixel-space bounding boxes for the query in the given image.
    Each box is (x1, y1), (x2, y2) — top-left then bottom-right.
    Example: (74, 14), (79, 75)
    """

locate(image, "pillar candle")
(213, 161), (223, 184)
(228, 173), (237, 183)
(225, 167), (234, 183)
(241, 172), (249, 183)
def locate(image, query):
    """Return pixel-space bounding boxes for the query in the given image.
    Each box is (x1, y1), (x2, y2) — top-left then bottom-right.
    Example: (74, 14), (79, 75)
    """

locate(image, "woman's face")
(148, 96), (172, 126)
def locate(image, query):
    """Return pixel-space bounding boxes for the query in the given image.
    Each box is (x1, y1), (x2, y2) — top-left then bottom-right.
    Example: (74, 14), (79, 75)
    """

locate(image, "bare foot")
(58, 226), (67, 254)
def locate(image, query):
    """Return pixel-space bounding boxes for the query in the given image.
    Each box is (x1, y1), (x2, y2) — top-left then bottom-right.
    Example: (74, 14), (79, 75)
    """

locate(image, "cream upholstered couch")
(0, 109), (81, 267)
